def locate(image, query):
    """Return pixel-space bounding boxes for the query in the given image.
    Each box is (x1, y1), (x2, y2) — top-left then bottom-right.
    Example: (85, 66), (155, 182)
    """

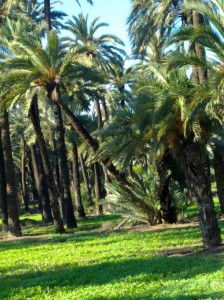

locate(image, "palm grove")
(0, 0), (223, 249)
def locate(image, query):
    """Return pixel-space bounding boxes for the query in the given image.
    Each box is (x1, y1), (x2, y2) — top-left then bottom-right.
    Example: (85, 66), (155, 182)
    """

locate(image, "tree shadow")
(1, 254), (223, 299)
(91, 291), (224, 300)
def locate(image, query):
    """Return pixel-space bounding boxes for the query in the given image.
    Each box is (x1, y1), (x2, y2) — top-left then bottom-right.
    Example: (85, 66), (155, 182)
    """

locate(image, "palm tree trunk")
(192, 11), (208, 84)
(29, 95), (65, 233)
(101, 98), (108, 122)
(72, 142), (86, 218)
(184, 141), (221, 248)
(94, 98), (104, 214)
(0, 126), (8, 232)
(94, 162), (103, 215)
(21, 135), (29, 212)
(28, 153), (39, 205)
(53, 102), (77, 228)
(213, 150), (224, 214)
(30, 143), (53, 223)
(1, 110), (21, 236)
(156, 151), (177, 224)
(95, 99), (103, 128)
(80, 154), (92, 205)
(44, 0), (52, 31)
(54, 89), (156, 224)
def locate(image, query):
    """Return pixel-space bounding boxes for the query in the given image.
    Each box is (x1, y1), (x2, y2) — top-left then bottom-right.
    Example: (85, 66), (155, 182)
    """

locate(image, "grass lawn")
(0, 212), (224, 300)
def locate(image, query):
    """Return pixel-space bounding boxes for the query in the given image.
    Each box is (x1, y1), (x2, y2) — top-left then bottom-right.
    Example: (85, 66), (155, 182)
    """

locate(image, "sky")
(56, 0), (132, 54)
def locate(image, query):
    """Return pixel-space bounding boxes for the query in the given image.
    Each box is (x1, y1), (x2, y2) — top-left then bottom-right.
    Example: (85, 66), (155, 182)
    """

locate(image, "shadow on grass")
(0, 254), (223, 299)
(91, 292), (224, 300)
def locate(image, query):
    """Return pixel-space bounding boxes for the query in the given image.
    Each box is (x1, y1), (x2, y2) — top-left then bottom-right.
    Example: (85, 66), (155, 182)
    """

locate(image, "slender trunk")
(94, 162), (103, 215)
(29, 95), (65, 233)
(101, 97), (108, 122)
(30, 143), (53, 223)
(53, 102), (77, 228)
(44, 0), (52, 31)
(45, 110), (55, 151)
(192, 12), (208, 84)
(95, 99), (103, 128)
(28, 153), (39, 204)
(0, 126), (8, 232)
(184, 141), (221, 248)
(94, 98), (104, 213)
(21, 135), (29, 212)
(80, 154), (92, 205)
(119, 85), (125, 108)
(72, 142), (86, 218)
(1, 110), (21, 236)
(156, 151), (177, 224)
(29, 147), (42, 211)
(54, 87), (156, 224)
(213, 150), (224, 214)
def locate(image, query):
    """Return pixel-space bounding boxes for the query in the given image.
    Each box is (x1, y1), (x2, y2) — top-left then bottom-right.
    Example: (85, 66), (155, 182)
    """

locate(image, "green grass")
(0, 214), (121, 237)
(0, 217), (224, 299)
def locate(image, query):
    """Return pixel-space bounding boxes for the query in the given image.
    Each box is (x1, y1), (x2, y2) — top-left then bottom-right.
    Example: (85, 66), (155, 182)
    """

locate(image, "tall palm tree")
(165, 0), (224, 214)
(64, 13), (126, 214)
(53, 102), (77, 228)
(29, 95), (65, 233)
(0, 110), (21, 236)
(0, 125), (8, 232)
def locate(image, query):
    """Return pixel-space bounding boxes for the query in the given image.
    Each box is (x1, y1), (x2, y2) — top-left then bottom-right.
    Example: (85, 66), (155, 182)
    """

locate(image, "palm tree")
(29, 95), (65, 233)
(53, 102), (77, 228)
(20, 133), (29, 212)
(0, 125), (8, 232)
(0, 110), (21, 236)
(132, 67), (221, 247)
(64, 13), (127, 214)
(165, 0), (224, 215)
(71, 141), (86, 218)
(64, 13), (125, 73)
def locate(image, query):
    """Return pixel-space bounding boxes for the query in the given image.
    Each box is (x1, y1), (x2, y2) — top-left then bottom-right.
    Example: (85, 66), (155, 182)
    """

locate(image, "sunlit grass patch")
(0, 220), (224, 299)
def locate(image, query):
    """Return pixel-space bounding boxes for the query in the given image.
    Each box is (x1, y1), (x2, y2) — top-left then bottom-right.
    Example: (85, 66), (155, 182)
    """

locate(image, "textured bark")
(72, 143), (86, 218)
(20, 135), (29, 212)
(1, 110), (21, 236)
(184, 141), (221, 248)
(192, 12), (208, 84)
(29, 96), (65, 233)
(95, 99), (103, 128)
(213, 150), (224, 214)
(94, 162), (103, 215)
(0, 126), (8, 232)
(30, 143), (53, 223)
(53, 102), (77, 228)
(44, 0), (52, 31)
(156, 151), (177, 224)
(45, 110), (55, 151)
(80, 154), (92, 205)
